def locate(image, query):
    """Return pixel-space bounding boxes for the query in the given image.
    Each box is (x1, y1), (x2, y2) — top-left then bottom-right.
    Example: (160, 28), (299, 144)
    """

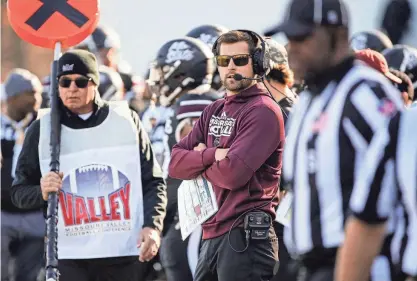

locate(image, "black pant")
(159, 218), (194, 281)
(1, 211), (45, 281)
(379, 233), (397, 281)
(271, 221), (298, 281)
(137, 258), (163, 281)
(296, 265), (334, 281)
(58, 256), (138, 281)
(194, 226), (278, 281)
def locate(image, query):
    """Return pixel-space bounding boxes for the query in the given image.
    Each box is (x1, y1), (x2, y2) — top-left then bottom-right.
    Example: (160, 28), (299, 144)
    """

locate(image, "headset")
(211, 29), (271, 77)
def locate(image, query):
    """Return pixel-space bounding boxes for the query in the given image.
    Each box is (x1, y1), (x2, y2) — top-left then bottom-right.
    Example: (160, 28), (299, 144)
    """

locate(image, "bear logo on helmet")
(165, 41), (194, 64)
(198, 33), (217, 48)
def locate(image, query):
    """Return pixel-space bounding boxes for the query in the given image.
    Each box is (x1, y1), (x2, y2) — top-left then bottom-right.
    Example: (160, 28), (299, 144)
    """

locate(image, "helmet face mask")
(148, 37), (215, 106)
(147, 63), (163, 94)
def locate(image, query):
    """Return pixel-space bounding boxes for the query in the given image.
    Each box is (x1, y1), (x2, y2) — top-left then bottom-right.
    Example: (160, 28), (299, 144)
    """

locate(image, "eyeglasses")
(215, 54), (251, 67)
(59, 77), (91, 88)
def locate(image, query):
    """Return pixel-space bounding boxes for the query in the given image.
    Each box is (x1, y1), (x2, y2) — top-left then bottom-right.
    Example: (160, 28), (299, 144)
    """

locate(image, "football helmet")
(383, 45), (417, 98)
(350, 30), (393, 53)
(186, 24), (229, 90)
(148, 37), (215, 106)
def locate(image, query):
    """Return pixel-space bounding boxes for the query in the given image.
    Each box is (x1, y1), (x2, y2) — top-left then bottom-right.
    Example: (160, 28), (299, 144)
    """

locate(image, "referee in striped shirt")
(267, 0), (404, 280)
(336, 108), (417, 281)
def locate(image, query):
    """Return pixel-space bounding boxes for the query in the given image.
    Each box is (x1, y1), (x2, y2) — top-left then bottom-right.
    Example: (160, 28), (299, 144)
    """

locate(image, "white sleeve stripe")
(179, 100), (213, 106)
(347, 65), (404, 109)
(161, 134), (170, 180)
(350, 84), (390, 133)
(342, 118), (368, 153)
(397, 110), (417, 276)
(343, 118), (368, 180)
(376, 159), (396, 218)
(176, 112), (203, 120)
(283, 92), (313, 181)
(403, 230), (417, 276)
(391, 207), (405, 264)
(350, 128), (390, 213)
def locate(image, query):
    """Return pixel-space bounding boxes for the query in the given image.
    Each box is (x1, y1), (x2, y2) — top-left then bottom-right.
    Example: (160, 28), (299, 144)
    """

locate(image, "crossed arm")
(168, 106), (283, 190)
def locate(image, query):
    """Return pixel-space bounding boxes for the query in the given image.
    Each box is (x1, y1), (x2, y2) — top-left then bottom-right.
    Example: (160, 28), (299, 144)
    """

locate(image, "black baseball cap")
(264, 0), (349, 38)
(57, 50), (100, 86)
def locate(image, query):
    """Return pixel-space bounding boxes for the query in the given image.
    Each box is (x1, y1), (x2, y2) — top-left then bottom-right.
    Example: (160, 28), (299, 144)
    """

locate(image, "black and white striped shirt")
(283, 57), (403, 259)
(350, 108), (417, 277)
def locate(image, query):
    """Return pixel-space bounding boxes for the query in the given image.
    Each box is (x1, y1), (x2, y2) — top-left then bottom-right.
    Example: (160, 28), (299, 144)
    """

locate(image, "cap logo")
(351, 34), (368, 51)
(327, 11), (339, 24)
(62, 64), (74, 71)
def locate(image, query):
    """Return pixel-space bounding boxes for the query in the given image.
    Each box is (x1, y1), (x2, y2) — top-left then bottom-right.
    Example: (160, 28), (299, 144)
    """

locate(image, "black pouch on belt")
(244, 211), (271, 240)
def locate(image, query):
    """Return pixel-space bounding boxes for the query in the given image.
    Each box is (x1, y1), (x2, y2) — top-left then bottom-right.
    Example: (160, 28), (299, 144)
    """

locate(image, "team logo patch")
(377, 98), (397, 117)
(208, 112), (236, 138)
(311, 113), (329, 133)
(62, 64), (74, 71)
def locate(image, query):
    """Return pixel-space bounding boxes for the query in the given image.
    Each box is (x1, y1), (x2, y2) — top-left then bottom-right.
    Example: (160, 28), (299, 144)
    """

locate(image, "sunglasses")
(59, 77), (91, 88)
(287, 32), (313, 43)
(215, 54), (251, 67)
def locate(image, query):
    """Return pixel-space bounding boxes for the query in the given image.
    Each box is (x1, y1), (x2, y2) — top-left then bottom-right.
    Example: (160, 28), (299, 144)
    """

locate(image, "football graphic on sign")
(60, 164), (131, 226)
(62, 164), (129, 196)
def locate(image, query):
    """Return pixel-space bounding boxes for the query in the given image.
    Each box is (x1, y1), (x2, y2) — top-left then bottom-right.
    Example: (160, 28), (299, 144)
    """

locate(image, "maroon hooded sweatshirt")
(168, 83), (285, 239)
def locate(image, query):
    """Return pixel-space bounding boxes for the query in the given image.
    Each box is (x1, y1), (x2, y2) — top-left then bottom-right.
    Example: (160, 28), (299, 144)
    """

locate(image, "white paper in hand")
(177, 176), (218, 240)
(275, 191), (293, 227)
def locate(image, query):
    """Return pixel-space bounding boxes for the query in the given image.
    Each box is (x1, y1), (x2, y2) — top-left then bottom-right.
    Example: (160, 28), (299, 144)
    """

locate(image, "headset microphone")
(233, 74), (263, 81)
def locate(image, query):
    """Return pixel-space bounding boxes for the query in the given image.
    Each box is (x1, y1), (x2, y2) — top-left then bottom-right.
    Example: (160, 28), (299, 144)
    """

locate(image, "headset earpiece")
(236, 29), (270, 77)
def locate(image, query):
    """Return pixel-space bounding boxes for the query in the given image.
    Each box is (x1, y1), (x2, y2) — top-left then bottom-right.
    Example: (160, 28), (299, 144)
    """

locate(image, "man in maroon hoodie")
(168, 30), (285, 281)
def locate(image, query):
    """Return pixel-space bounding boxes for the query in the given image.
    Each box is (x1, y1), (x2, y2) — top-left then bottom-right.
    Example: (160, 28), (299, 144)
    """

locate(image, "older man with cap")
(1, 69), (44, 281)
(266, 0), (404, 280)
(9, 49), (167, 281)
